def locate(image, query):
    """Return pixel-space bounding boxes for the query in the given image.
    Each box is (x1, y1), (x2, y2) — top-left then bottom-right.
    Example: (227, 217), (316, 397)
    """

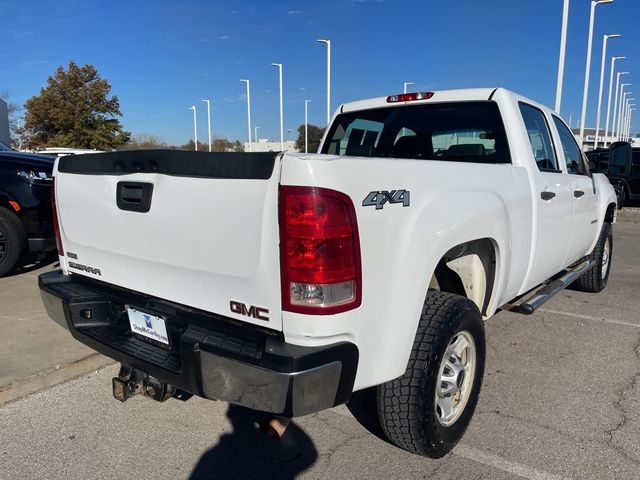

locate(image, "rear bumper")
(39, 270), (358, 417)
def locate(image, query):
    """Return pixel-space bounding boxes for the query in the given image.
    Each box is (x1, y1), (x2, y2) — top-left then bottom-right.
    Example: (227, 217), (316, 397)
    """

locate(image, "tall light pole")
(623, 98), (634, 140)
(594, 34), (621, 147)
(317, 39), (331, 126)
(304, 100), (312, 153)
(403, 82), (414, 94)
(612, 74), (629, 144)
(604, 57), (625, 146)
(628, 107), (636, 140)
(201, 99), (212, 152)
(254, 126), (259, 147)
(271, 63), (284, 151)
(189, 105), (198, 151)
(579, 0), (614, 147)
(555, 0), (570, 112)
(240, 79), (252, 152)
(617, 87), (632, 139)
(624, 101), (634, 140)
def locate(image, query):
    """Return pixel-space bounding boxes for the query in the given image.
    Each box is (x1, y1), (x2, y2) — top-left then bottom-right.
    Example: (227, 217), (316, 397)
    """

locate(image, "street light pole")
(622, 102), (630, 140)
(617, 87), (631, 139)
(403, 82), (414, 94)
(628, 108), (636, 141)
(317, 39), (331, 126)
(604, 57), (625, 146)
(189, 105), (198, 151)
(555, 0), (570, 112)
(271, 63), (284, 151)
(612, 73), (629, 144)
(623, 99), (634, 140)
(594, 34), (621, 148)
(304, 100), (311, 153)
(201, 99), (212, 152)
(579, 0), (614, 147)
(240, 79), (252, 152)
(254, 127), (259, 149)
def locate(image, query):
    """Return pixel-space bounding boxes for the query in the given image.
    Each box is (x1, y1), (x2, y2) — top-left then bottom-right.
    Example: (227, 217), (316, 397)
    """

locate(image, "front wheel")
(377, 291), (486, 458)
(0, 207), (27, 277)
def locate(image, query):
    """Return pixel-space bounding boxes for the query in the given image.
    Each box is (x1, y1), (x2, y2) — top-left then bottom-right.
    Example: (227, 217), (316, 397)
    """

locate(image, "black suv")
(0, 141), (56, 276)
(586, 143), (640, 206)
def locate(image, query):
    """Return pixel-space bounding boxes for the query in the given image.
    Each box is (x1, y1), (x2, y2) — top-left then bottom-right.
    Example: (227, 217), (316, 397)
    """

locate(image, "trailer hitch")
(112, 364), (176, 402)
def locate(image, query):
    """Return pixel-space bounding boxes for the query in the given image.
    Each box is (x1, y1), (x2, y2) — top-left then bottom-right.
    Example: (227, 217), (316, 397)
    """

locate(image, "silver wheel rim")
(601, 237), (610, 278)
(435, 330), (476, 427)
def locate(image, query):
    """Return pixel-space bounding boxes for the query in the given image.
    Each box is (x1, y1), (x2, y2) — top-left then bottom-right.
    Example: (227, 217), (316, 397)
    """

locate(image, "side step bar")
(506, 259), (596, 315)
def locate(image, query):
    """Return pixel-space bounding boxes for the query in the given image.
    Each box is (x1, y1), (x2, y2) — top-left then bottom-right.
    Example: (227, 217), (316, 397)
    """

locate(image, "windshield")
(321, 101), (510, 164)
(0, 141), (14, 151)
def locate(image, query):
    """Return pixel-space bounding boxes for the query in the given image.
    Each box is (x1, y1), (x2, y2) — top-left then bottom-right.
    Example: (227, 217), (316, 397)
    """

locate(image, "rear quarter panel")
(280, 153), (532, 390)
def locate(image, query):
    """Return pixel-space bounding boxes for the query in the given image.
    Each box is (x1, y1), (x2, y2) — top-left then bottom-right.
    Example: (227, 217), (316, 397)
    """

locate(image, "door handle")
(540, 191), (556, 201)
(574, 190), (585, 198)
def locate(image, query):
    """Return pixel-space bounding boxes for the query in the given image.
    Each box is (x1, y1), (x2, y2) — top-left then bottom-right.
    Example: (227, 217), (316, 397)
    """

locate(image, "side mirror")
(608, 141), (632, 176)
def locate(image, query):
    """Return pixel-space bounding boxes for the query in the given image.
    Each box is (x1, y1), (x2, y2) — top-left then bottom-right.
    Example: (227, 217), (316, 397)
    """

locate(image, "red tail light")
(279, 185), (362, 315)
(51, 177), (63, 256)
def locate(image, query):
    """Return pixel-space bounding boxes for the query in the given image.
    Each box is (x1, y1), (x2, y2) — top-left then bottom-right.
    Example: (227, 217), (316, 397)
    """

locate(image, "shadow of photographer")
(190, 405), (318, 480)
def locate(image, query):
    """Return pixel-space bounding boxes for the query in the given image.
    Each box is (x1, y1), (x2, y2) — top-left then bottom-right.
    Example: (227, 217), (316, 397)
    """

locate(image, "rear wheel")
(572, 222), (612, 293)
(0, 207), (27, 277)
(377, 291), (485, 458)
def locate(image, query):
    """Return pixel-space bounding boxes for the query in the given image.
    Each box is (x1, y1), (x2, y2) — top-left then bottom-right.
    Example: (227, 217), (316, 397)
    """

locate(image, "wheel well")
(605, 203), (616, 223)
(429, 238), (498, 316)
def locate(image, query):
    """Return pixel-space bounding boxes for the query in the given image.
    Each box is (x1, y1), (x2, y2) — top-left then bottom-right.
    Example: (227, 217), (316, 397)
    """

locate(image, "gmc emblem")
(230, 300), (269, 321)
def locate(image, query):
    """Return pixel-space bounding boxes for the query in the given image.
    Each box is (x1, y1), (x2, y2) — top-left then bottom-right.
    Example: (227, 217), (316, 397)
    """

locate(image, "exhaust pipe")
(259, 415), (292, 439)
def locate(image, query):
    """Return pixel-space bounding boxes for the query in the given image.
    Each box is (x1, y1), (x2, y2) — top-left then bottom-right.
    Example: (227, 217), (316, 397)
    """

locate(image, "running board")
(506, 260), (596, 315)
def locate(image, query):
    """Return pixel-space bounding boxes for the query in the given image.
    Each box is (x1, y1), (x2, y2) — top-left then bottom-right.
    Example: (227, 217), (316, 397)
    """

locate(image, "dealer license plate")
(126, 306), (170, 346)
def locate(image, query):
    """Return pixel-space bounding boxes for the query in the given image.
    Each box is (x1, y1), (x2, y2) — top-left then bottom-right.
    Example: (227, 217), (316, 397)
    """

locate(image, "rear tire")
(0, 207), (27, 277)
(377, 291), (485, 458)
(572, 222), (612, 293)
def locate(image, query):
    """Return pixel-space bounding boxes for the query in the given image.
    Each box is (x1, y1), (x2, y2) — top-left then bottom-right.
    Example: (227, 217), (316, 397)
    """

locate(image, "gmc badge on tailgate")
(230, 300), (269, 321)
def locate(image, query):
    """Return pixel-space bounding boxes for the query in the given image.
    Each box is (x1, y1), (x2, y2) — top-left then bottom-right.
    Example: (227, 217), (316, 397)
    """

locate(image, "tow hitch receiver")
(112, 364), (176, 402)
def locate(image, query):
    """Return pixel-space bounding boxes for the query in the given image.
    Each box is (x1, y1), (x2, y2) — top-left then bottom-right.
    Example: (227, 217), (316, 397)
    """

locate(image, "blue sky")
(1, 0), (638, 145)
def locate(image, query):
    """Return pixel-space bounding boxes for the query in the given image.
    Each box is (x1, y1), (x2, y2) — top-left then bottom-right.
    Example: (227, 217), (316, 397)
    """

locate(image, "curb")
(0, 354), (115, 406)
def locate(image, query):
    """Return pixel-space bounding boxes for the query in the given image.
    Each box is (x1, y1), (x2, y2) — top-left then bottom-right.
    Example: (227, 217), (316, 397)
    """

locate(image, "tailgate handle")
(116, 182), (154, 213)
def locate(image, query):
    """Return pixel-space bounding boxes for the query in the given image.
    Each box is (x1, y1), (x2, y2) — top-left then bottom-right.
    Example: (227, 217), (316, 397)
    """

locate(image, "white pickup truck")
(40, 88), (618, 458)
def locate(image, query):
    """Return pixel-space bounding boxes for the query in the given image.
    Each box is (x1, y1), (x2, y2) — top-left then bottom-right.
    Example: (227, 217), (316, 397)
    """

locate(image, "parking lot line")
(539, 309), (640, 329)
(454, 445), (571, 480)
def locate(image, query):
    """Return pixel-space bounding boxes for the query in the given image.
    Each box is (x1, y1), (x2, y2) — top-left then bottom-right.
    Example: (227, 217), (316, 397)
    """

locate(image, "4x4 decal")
(362, 190), (410, 210)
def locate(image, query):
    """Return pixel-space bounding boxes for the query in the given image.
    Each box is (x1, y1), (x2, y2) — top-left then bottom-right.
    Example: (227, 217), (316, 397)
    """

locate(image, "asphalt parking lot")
(1, 214), (640, 479)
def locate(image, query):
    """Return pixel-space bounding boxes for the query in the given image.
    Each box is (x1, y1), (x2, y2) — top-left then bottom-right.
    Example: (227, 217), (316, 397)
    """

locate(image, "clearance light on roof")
(386, 92), (435, 103)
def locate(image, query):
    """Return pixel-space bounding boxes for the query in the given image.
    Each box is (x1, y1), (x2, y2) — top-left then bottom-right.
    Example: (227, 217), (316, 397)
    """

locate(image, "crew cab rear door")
(551, 116), (599, 263)
(519, 102), (573, 290)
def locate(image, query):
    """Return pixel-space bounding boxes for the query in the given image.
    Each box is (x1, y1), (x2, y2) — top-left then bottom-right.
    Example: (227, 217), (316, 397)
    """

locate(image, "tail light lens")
(280, 186), (362, 315)
(51, 177), (63, 256)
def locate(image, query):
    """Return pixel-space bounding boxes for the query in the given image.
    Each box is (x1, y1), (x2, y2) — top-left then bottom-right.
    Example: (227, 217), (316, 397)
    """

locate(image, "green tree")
(295, 124), (325, 153)
(23, 61), (130, 149)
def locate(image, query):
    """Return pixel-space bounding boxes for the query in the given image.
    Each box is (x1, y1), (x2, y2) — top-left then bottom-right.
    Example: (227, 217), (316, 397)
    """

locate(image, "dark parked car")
(586, 143), (639, 207)
(0, 141), (56, 276)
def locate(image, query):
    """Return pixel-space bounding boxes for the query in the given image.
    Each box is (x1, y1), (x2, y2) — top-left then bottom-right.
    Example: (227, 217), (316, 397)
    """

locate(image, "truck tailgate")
(54, 150), (283, 331)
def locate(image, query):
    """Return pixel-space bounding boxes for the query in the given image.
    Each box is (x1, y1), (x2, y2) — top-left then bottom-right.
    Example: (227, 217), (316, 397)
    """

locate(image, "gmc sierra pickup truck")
(39, 88), (618, 458)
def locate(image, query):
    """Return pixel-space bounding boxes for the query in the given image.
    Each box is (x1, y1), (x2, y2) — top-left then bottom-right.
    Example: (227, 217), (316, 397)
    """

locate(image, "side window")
(519, 103), (559, 172)
(552, 116), (587, 175)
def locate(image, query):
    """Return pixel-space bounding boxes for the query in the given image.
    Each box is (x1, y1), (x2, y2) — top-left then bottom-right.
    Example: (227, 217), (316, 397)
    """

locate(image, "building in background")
(0, 99), (10, 146)
(571, 128), (638, 150)
(244, 138), (298, 152)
